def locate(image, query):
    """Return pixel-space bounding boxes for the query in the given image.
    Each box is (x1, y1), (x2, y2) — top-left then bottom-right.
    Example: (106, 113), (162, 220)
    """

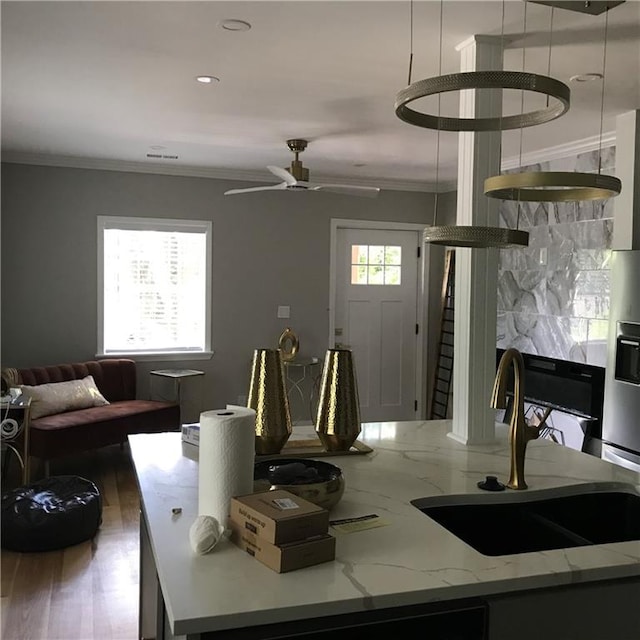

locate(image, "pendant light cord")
(517, 2), (528, 172)
(408, 0), (414, 85)
(497, 0), (508, 230)
(598, 6), (609, 175)
(546, 7), (554, 107)
(433, 0), (444, 226)
(516, 1), (529, 232)
(498, 0), (506, 174)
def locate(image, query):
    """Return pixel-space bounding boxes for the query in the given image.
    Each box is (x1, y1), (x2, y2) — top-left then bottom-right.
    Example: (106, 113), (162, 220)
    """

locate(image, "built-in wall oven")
(602, 250), (640, 473)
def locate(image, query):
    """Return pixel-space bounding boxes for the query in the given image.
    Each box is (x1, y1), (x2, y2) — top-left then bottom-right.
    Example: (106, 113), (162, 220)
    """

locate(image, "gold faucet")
(490, 348), (540, 490)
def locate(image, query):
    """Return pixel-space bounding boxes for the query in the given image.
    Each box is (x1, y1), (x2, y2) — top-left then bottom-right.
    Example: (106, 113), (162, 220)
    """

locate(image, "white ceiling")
(2, 1), (639, 192)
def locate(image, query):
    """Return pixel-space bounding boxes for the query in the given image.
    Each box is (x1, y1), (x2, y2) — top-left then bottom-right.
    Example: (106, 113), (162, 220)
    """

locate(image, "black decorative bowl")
(253, 458), (345, 511)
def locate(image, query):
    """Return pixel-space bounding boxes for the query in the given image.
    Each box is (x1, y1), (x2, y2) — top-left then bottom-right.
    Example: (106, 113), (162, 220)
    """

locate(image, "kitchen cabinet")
(487, 578), (640, 640)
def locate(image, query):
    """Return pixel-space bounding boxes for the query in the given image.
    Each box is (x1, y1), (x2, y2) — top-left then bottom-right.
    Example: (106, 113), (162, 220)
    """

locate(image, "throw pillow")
(20, 375), (110, 420)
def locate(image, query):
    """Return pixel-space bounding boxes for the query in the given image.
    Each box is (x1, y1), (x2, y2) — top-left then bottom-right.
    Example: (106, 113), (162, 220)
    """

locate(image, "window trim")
(96, 216), (213, 361)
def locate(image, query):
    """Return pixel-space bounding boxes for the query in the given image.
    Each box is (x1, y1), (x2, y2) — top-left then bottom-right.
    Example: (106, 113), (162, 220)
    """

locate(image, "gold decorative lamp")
(315, 348), (361, 452)
(247, 348), (292, 455)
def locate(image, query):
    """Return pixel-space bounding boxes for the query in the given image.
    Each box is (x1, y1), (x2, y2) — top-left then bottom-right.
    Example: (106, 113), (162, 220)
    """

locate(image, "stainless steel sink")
(411, 482), (640, 556)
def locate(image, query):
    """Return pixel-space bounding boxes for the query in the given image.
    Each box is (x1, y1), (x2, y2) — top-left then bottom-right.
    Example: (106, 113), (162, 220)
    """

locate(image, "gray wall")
(1, 162), (456, 420)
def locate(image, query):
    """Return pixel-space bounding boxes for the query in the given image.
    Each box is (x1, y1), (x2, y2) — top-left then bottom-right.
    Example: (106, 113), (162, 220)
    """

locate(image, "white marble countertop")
(129, 420), (640, 637)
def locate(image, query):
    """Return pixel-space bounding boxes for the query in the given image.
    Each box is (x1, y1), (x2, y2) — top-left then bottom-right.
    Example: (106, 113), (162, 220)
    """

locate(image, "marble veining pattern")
(497, 146), (616, 368)
(130, 422), (640, 636)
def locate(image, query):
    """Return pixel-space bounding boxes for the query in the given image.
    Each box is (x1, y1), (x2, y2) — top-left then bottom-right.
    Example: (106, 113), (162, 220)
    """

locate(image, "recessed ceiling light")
(196, 75), (220, 84)
(570, 73), (604, 83)
(219, 19), (251, 32)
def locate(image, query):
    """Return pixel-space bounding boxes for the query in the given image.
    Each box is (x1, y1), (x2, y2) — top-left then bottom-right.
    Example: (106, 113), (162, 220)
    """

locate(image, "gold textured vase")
(248, 348), (292, 455)
(315, 348), (361, 452)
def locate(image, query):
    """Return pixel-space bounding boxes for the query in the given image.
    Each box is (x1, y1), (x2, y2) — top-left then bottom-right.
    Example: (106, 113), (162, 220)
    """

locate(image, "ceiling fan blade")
(308, 183), (381, 198)
(224, 182), (288, 196)
(267, 165), (297, 186)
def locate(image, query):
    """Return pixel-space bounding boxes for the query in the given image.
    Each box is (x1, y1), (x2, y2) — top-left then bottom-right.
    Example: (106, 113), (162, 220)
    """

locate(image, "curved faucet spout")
(490, 348), (540, 490)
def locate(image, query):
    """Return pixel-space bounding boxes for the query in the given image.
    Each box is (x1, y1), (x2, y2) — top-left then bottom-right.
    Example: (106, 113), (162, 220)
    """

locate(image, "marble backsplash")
(497, 146), (616, 367)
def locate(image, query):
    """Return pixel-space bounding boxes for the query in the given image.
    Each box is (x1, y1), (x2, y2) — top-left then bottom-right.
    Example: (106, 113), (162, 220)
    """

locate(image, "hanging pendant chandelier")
(484, 171), (621, 202)
(401, 0), (530, 249)
(423, 225), (529, 248)
(484, 2), (622, 203)
(395, 71), (569, 133)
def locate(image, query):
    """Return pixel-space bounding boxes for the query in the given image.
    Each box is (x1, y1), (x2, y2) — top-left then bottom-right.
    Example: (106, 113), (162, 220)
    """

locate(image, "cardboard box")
(228, 519), (335, 573)
(229, 489), (329, 545)
(181, 423), (200, 446)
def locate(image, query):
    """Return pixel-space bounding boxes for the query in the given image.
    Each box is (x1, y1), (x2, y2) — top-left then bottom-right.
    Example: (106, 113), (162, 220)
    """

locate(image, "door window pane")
(369, 245), (385, 265)
(368, 265), (384, 285)
(385, 266), (401, 285)
(350, 245), (402, 285)
(352, 245), (369, 264)
(385, 246), (402, 265)
(351, 265), (368, 284)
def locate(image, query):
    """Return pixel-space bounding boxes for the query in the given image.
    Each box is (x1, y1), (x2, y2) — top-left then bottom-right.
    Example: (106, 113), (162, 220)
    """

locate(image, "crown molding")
(501, 131), (616, 171)
(0, 151), (454, 193)
(5, 133), (614, 194)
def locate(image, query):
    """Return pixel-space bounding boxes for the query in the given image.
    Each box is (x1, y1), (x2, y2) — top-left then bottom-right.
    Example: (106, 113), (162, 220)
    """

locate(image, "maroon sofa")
(1, 359), (180, 475)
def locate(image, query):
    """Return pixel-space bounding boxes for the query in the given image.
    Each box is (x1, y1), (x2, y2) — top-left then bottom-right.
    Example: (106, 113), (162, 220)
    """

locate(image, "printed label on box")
(272, 497), (300, 510)
(181, 423), (200, 446)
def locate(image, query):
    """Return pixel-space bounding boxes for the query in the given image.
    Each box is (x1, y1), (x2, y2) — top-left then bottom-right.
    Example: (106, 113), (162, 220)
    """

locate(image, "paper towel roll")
(198, 407), (256, 524)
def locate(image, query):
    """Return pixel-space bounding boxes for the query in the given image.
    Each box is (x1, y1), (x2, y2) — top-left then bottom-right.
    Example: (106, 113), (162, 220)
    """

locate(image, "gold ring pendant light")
(423, 225), (530, 248)
(395, 71), (570, 132)
(484, 2), (622, 203)
(398, 0), (539, 248)
(484, 171), (621, 202)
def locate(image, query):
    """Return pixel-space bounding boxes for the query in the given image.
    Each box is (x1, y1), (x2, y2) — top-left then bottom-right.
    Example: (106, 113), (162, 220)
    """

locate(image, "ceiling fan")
(224, 139), (380, 198)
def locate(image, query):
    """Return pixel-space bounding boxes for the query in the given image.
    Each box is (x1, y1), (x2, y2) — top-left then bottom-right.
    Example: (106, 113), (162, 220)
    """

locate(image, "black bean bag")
(1, 475), (102, 552)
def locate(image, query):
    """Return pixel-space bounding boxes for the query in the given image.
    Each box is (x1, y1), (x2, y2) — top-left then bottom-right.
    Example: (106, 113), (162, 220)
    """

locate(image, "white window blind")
(98, 217), (212, 356)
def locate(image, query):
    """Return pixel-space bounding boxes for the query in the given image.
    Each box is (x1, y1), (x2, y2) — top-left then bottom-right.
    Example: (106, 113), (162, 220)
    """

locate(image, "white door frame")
(329, 218), (430, 419)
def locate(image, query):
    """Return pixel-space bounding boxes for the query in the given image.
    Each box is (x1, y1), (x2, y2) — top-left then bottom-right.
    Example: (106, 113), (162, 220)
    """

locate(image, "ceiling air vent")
(146, 153), (179, 160)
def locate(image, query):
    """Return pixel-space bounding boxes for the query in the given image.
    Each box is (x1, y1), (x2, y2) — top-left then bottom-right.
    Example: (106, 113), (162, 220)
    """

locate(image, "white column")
(448, 36), (502, 445)
(612, 110), (640, 250)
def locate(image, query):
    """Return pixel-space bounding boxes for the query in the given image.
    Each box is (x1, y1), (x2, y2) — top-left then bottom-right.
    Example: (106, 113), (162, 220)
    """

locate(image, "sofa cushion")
(21, 375), (110, 419)
(29, 400), (180, 460)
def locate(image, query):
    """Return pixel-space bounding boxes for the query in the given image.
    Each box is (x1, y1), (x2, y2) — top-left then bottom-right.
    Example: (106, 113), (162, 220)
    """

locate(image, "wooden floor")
(1, 446), (140, 640)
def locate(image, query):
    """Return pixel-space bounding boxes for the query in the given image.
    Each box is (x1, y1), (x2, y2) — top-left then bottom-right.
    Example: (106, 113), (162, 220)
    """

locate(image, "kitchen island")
(130, 420), (640, 640)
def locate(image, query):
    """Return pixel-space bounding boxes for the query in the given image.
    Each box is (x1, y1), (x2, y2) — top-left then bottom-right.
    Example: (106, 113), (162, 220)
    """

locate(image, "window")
(97, 217), (212, 358)
(350, 245), (402, 285)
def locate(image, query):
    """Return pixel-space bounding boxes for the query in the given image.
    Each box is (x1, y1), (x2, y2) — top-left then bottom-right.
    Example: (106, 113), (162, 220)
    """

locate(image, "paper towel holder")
(247, 348), (292, 455)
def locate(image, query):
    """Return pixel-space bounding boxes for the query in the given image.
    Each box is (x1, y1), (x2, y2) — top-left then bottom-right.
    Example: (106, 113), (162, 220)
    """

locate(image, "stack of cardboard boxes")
(228, 489), (336, 573)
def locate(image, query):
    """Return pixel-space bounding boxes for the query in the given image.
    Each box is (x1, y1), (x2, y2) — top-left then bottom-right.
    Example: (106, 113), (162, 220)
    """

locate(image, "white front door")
(334, 226), (421, 422)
